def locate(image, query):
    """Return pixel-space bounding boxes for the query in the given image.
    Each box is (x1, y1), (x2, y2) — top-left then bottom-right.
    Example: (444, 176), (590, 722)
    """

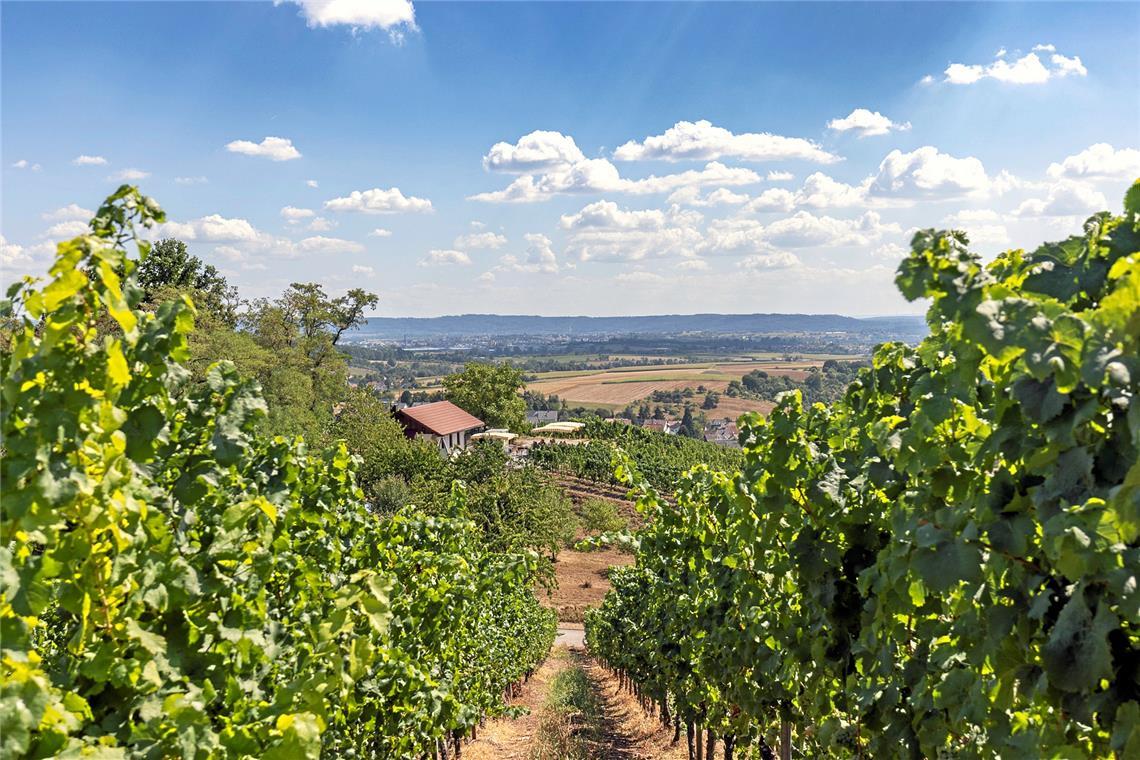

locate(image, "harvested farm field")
(528, 377), (730, 405)
(705, 396), (776, 418)
(524, 359), (825, 406)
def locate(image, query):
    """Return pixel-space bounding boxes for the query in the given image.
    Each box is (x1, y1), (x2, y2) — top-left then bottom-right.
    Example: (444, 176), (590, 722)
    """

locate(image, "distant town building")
(526, 410), (559, 426)
(394, 400), (484, 454)
(703, 418), (740, 448)
(641, 419), (681, 435)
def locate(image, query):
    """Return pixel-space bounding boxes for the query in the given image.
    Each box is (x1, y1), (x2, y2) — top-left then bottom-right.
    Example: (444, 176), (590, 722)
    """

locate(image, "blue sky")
(3, 1), (1138, 316)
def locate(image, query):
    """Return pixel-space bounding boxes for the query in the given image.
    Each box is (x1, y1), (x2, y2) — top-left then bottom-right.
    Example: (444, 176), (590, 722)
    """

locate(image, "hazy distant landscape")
(348, 312), (928, 341)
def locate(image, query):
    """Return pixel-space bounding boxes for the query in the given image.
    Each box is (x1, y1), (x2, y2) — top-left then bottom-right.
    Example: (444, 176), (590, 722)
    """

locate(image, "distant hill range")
(351, 313), (927, 340)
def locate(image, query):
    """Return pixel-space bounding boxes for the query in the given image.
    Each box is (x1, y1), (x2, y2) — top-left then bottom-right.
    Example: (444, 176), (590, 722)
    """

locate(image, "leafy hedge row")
(587, 184), (1140, 758)
(0, 187), (555, 759)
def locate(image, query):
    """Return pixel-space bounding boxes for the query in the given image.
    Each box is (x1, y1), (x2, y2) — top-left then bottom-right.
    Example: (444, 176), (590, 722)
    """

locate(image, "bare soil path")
(465, 647), (573, 760)
(465, 645), (688, 760)
(575, 654), (689, 760)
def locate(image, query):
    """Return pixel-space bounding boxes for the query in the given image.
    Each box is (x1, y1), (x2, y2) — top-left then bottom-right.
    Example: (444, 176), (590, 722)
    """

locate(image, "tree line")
(724, 360), (867, 406)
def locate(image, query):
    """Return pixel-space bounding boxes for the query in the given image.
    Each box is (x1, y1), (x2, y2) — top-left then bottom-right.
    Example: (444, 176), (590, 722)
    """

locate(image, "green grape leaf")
(1041, 591), (1116, 692)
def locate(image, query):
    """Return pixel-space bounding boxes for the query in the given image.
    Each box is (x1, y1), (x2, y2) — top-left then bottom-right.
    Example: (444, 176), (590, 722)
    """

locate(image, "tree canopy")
(137, 237), (239, 325)
(443, 361), (528, 431)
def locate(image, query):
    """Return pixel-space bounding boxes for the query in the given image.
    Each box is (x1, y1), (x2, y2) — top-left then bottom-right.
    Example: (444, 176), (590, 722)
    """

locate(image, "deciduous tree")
(443, 361), (527, 431)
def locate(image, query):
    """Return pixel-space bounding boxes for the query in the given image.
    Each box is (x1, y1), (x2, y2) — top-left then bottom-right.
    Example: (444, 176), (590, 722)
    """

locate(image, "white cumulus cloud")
(667, 187), (751, 207)
(1046, 143), (1140, 180)
(741, 188), (798, 214)
(1, 235), (33, 267)
(281, 206), (316, 220)
(41, 221), (90, 239)
(493, 233), (562, 274)
(472, 155), (759, 203)
(871, 242), (909, 260)
(942, 209), (1010, 246)
(454, 231), (508, 249)
(560, 200), (704, 262)
(522, 233), (560, 273)
(626, 162), (760, 196)
(1013, 180), (1108, 218)
(794, 172), (870, 208)
(867, 146), (990, 200)
(1050, 54), (1087, 78)
(225, 136), (302, 161)
(324, 187), (433, 214)
(152, 214), (264, 244)
(483, 130), (587, 173)
(613, 120), (840, 164)
(474, 129), (771, 203)
(110, 168), (150, 181)
(42, 204), (93, 222)
(296, 235), (364, 254)
(470, 158), (624, 202)
(279, 0), (415, 32)
(73, 155), (108, 166)
(704, 211), (900, 254)
(420, 249), (472, 267)
(827, 108), (911, 138)
(738, 252), (801, 270)
(940, 47), (1087, 85)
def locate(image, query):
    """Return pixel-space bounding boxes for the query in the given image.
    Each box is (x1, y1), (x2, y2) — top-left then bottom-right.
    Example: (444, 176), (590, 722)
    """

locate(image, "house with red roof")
(394, 400), (484, 454)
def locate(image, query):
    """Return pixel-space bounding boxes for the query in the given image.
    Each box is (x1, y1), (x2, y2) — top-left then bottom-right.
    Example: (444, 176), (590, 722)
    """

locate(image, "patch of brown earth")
(541, 547), (634, 623)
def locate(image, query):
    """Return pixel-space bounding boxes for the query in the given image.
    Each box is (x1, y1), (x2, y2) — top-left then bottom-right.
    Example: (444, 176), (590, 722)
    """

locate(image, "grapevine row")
(529, 418), (743, 493)
(0, 187), (556, 759)
(586, 184), (1140, 759)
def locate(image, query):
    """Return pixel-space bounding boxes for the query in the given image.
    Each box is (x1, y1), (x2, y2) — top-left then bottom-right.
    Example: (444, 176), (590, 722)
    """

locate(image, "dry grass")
(529, 665), (602, 759)
(465, 647), (573, 760)
(575, 653), (691, 760)
(541, 547), (633, 622)
(466, 647), (691, 760)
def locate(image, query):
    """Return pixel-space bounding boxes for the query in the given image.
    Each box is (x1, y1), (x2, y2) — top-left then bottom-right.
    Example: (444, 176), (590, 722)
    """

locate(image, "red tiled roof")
(396, 401), (484, 436)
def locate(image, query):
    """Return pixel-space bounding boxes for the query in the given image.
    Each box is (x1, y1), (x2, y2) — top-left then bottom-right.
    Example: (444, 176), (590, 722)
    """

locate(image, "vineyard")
(3, 182), (1137, 760)
(0, 188), (556, 759)
(586, 186), (1140, 759)
(528, 419), (743, 494)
